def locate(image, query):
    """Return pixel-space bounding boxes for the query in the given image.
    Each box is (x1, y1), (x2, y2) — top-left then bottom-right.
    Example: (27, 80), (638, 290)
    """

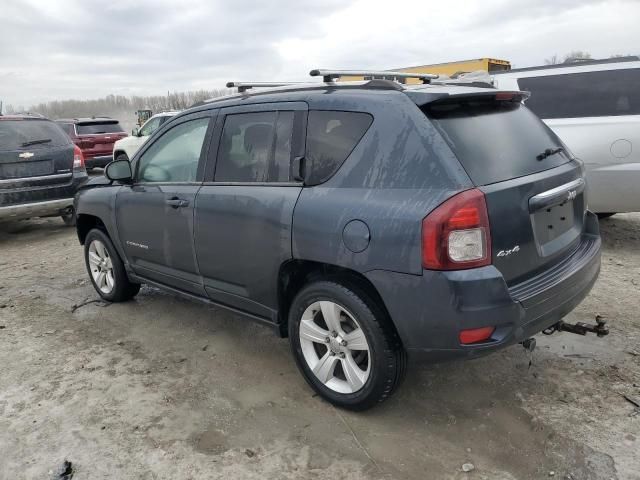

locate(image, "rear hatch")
(74, 120), (127, 158)
(0, 118), (75, 195)
(423, 93), (586, 286)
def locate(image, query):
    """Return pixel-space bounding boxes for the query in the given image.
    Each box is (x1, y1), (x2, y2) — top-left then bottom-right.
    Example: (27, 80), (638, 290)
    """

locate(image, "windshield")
(424, 98), (571, 185)
(0, 119), (70, 151)
(76, 122), (124, 135)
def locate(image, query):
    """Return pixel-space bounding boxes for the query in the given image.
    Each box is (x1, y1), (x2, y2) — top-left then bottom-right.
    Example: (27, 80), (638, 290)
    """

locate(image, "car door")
(115, 111), (215, 295)
(194, 102), (307, 320)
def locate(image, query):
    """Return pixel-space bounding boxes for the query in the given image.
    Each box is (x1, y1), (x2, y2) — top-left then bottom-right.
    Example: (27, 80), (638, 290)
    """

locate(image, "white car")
(112, 111), (179, 161)
(493, 57), (640, 216)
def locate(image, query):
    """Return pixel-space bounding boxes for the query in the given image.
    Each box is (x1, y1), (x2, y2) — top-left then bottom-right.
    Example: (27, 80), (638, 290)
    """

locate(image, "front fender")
(75, 185), (129, 268)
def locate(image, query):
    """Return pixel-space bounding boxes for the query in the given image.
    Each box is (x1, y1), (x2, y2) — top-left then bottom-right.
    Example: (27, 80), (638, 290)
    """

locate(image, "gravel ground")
(0, 213), (638, 480)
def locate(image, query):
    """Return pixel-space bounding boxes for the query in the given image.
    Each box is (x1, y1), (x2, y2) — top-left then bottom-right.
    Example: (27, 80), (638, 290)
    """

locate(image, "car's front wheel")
(84, 228), (140, 302)
(288, 280), (406, 410)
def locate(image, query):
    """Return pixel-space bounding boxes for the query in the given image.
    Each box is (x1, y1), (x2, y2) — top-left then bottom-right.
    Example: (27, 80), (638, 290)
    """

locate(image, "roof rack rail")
(310, 69), (438, 84)
(226, 81), (313, 93)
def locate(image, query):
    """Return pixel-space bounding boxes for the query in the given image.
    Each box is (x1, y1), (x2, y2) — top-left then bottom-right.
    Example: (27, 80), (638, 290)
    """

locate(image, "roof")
(493, 56), (640, 75)
(55, 117), (117, 124)
(178, 79), (525, 119)
(152, 111), (180, 117)
(0, 113), (48, 120)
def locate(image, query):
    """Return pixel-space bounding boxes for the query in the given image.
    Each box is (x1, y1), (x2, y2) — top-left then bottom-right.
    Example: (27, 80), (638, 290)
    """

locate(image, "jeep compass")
(75, 71), (601, 410)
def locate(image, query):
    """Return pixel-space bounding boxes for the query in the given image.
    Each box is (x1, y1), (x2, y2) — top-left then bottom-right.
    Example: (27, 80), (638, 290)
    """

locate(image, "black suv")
(75, 72), (601, 410)
(0, 114), (88, 225)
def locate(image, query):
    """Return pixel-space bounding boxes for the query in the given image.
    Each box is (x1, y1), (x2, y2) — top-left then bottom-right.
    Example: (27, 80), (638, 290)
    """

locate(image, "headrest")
(244, 123), (273, 153)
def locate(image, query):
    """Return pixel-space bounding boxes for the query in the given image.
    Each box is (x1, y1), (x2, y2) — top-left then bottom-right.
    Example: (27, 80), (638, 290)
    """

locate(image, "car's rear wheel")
(288, 280), (406, 410)
(84, 228), (140, 302)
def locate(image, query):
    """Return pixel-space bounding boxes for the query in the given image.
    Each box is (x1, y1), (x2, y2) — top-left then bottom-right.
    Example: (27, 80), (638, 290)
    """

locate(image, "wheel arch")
(277, 259), (400, 343)
(76, 213), (107, 245)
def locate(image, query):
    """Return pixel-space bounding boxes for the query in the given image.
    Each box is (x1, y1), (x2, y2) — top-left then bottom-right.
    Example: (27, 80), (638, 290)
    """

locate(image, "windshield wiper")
(20, 138), (52, 147)
(536, 147), (563, 161)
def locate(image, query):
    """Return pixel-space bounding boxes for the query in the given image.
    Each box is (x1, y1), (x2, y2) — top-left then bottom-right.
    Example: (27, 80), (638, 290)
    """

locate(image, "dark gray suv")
(75, 72), (601, 410)
(1, 114), (88, 224)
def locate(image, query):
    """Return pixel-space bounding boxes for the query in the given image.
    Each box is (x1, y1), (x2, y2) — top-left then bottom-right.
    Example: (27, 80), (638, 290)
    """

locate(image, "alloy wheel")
(88, 239), (115, 294)
(299, 301), (371, 394)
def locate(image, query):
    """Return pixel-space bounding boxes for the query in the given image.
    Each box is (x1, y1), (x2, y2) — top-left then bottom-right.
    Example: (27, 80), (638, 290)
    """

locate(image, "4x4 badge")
(19, 152), (34, 159)
(497, 245), (520, 257)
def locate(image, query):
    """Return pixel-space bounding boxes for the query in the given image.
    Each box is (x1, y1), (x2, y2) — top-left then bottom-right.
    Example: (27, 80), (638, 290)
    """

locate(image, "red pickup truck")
(56, 117), (127, 170)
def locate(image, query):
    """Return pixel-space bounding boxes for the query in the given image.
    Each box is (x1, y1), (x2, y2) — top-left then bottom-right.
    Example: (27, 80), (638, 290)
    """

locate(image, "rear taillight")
(73, 144), (85, 169)
(422, 188), (491, 270)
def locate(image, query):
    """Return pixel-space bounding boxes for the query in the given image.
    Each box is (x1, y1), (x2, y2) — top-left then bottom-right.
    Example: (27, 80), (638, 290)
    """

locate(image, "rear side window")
(0, 119), (70, 150)
(518, 68), (640, 118)
(425, 99), (570, 186)
(305, 111), (373, 185)
(215, 111), (295, 182)
(76, 121), (124, 135)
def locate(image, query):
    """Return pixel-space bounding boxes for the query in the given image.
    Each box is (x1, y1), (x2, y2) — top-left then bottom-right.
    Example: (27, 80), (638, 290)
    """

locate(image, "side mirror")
(105, 159), (133, 183)
(132, 127), (139, 136)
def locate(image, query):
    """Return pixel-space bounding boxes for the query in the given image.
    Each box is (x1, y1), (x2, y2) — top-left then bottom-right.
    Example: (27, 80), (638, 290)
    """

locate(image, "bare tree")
(545, 54), (560, 65)
(12, 89), (231, 131)
(563, 51), (592, 63)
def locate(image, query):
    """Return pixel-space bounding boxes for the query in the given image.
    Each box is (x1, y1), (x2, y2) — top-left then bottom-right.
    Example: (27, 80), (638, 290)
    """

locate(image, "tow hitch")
(542, 315), (609, 338)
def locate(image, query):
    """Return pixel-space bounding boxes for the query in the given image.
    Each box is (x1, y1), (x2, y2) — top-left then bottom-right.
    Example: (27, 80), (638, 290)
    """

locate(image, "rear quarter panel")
(293, 92), (471, 275)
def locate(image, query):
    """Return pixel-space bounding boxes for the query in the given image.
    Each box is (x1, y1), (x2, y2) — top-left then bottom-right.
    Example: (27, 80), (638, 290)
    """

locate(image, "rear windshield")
(0, 119), (70, 151)
(424, 98), (570, 186)
(76, 121), (124, 135)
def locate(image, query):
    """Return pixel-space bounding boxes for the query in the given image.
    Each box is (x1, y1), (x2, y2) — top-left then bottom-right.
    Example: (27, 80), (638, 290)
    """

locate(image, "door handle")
(166, 197), (190, 208)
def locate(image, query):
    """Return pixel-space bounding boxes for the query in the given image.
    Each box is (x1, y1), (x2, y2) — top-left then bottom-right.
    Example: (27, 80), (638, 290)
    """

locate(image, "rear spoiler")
(405, 89), (530, 107)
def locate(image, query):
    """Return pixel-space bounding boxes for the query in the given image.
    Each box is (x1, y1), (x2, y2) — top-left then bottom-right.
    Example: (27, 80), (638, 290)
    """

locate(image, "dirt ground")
(0, 212), (638, 480)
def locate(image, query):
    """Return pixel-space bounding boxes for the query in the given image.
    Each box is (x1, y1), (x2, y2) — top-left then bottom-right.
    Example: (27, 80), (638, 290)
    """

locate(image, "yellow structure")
(339, 58), (511, 83)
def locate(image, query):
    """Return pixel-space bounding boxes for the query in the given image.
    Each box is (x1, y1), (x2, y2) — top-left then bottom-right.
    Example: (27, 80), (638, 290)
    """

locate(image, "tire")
(84, 228), (140, 302)
(597, 212), (615, 220)
(115, 153), (129, 163)
(61, 208), (76, 226)
(288, 280), (406, 411)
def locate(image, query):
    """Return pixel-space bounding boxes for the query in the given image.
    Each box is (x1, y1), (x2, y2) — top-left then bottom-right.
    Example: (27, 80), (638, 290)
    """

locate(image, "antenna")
(309, 69), (438, 84)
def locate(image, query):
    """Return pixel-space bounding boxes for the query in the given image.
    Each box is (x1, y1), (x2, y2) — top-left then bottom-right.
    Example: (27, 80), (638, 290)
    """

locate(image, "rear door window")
(215, 111), (296, 183)
(0, 120), (71, 150)
(76, 121), (124, 135)
(518, 68), (640, 118)
(305, 110), (373, 185)
(424, 98), (570, 186)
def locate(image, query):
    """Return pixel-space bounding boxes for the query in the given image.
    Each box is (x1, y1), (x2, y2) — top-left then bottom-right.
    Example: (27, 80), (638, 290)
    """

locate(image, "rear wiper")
(20, 138), (52, 147)
(536, 147), (563, 161)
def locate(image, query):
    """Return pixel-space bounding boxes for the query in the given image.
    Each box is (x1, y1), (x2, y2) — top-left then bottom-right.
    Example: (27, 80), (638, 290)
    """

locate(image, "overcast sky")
(1, 0), (639, 108)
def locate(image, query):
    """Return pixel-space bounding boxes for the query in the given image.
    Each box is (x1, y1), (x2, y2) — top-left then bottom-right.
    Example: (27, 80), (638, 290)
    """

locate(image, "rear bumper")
(84, 155), (112, 169)
(366, 211), (601, 363)
(0, 172), (88, 221)
(0, 197), (74, 221)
